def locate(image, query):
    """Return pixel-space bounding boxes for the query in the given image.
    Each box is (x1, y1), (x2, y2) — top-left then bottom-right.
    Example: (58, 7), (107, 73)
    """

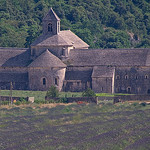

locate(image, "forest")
(0, 0), (150, 49)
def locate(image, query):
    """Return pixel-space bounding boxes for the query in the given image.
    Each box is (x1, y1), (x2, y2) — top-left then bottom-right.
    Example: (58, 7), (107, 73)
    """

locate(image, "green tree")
(46, 85), (59, 98)
(82, 88), (96, 97)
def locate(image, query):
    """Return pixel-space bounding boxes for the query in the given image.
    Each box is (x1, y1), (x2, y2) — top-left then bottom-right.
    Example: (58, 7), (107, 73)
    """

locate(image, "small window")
(55, 77), (59, 86)
(145, 75), (148, 79)
(116, 75), (120, 80)
(125, 75), (128, 80)
(135, 76), (138, 80)
(127, 87), (131, 93)
(48, 23), (52, 32)
(101, 87), (103, 92)
(43, 78), (46, 85)
(62, 48), (65, 56)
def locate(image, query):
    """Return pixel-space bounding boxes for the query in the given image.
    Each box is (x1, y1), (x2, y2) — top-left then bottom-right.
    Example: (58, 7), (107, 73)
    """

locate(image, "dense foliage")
(0, 0), (150, 48)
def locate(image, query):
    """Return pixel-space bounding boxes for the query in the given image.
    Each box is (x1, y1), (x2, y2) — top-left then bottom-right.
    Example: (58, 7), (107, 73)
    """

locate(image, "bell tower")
(42, 8), (60, 35)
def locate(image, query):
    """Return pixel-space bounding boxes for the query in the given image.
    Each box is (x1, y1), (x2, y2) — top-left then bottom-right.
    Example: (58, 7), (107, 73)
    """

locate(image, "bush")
(140, 102), (147, 106)
(46, 85), (59, 98)
(82, 88), (96, 97)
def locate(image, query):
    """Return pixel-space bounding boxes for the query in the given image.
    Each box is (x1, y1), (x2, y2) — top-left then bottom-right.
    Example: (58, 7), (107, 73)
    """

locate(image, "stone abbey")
(1, 8), (150, 94)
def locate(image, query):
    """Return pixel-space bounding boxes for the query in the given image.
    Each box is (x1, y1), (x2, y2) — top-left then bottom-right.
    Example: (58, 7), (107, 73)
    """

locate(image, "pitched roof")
(31, 30), (89, 48)
(65, 68), (92, 82)
(69, 48), (150, 67)
(0, 73), (28, 82)
(43, 8), (60, 21)
(92, 66), (115, 78)
(0, 47), (30, 67)
(28, 49), (66, 68)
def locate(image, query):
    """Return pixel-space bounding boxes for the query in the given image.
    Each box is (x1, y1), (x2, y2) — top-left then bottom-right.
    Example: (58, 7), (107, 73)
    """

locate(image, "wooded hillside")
(0, 0), (150, 48)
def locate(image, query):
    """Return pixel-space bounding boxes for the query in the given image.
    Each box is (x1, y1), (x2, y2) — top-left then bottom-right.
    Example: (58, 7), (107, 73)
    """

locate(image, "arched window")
(127, 87), (131, 93)
(43, 78), (46, 85)
(48, 23), (52, 32)
(125, 75), (128, 80)
(145, 75), (148, 79)
(116, 75), (120, 80)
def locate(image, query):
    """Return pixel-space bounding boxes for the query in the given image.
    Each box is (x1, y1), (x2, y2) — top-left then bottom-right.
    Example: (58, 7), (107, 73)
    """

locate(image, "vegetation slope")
(0, 0), (150, 49)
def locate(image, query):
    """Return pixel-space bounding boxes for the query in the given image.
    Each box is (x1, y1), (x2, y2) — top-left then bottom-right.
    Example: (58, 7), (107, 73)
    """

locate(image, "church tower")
(42, 8), (60, 35)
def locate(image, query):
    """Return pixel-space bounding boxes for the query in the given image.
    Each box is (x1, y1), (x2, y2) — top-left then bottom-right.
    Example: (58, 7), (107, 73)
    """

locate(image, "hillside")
(0, 0), (150, 48)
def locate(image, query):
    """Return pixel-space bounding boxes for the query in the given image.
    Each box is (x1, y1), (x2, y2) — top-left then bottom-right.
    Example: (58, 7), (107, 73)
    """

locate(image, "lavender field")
(0, 102), (150, 150)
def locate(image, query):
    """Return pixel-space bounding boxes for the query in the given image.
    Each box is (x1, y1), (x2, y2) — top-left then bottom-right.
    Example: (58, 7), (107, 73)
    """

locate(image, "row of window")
(42, 77), (59, 86)
(116, 75), (149, 80)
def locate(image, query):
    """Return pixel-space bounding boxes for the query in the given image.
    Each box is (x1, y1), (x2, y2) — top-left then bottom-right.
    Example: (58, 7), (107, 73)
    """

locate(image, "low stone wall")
(97, 96), (114, 101)
(114, 95), (150, 104)
(45, 96), (98, 104)
(0, 96), (28, 102)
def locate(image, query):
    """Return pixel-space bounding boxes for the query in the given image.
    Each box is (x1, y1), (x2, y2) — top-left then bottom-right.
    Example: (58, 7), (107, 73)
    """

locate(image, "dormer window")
(48, 23), (52, 32)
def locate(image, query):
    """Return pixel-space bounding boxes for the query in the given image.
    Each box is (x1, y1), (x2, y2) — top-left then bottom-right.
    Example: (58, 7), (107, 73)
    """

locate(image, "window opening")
(48, 23), (52, 32)
(43, 78), (46, 85)
(125, 75), (128, 80)
(55, 77), (59, 86)
(145, 75), (148, 79)
(116, 75), (120, 80)
(127, 87), (131, 93)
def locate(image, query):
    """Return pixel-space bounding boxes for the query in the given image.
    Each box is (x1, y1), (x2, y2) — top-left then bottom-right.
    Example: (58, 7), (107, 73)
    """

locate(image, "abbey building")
(1, 8), (150, 94)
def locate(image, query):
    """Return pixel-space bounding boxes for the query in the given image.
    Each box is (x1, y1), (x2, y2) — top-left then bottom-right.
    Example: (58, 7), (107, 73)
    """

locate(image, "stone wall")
(0, 96), (28, 101)
(28, 67), (66, 91)
(92, 77), (112, 93)
(114, 67), (150, 94)
(45, 96), (98, 103)
(114, 95), (150, 103)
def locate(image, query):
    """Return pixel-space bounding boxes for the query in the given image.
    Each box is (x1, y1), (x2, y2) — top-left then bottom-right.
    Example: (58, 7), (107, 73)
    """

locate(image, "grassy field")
(0, 101), (150, 150)
(0, 90), (83, 101)
(0, 90), (133, 101)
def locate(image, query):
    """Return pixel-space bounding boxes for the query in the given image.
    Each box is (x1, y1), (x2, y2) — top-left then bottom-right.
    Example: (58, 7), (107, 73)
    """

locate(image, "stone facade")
(1, 8), (150, 94)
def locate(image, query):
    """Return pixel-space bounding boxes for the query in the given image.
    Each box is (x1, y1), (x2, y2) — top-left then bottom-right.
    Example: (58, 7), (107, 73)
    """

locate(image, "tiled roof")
(92, 66), (115, 78)
(28, 49), (66, 68)
(31, 30), (89, 48)
(65, 68), (92, 82)
(69, 48), (149, 66)
(0, 48), (30, 67)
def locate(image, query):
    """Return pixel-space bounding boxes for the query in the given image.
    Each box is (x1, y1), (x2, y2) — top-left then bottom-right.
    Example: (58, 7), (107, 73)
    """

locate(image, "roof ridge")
(43, 8), (60, 21)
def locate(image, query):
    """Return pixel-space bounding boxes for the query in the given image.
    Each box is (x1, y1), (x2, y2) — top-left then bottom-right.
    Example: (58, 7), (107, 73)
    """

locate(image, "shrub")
(140, 102), (147, 106)
(60, 97), (68, 103)
(46, 85), (59, 98)
(82, 88), (96, 97)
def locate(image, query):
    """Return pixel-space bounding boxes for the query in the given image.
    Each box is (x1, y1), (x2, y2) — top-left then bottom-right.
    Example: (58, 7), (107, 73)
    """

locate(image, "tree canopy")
(0, 0), (150, 48)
